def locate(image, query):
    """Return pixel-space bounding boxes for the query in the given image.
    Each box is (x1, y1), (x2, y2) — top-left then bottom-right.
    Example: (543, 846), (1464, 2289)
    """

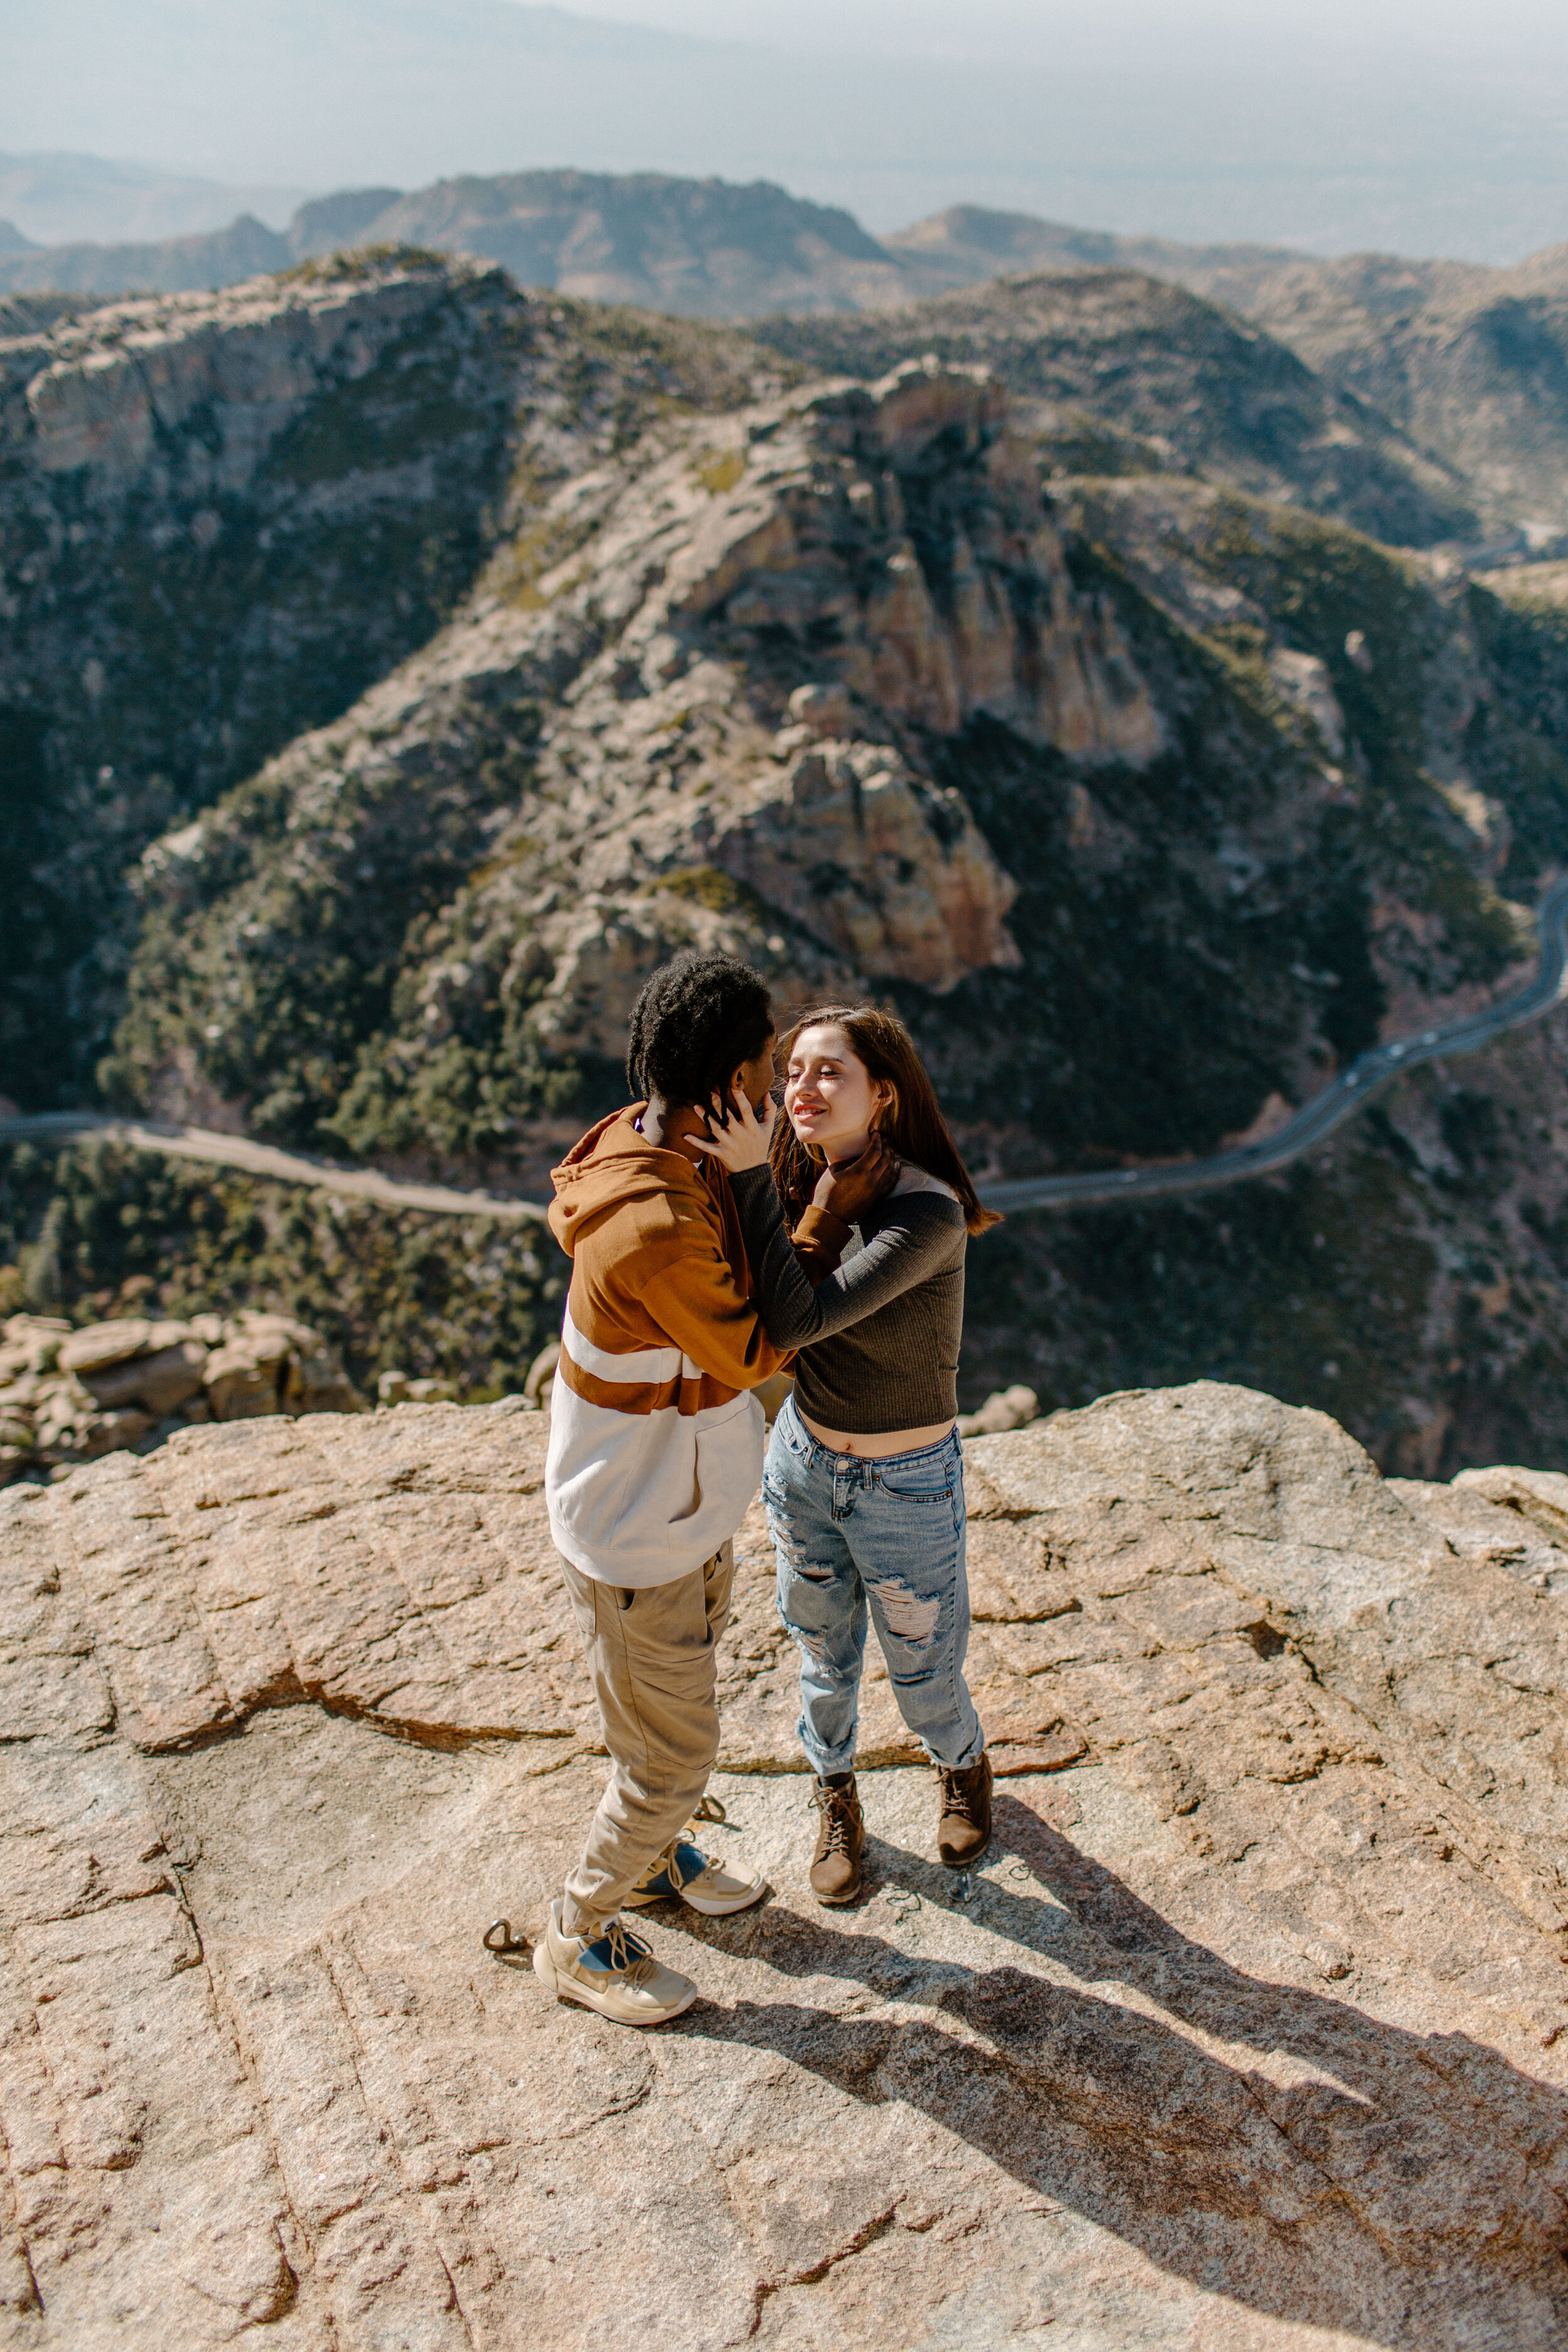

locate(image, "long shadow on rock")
(664, 1793), (1568, 2347)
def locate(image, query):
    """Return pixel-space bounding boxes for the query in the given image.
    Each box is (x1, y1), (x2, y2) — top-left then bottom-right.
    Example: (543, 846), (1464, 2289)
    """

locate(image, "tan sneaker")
(532, 1899), (696, 2026)
(809, 1774), (866, 1905)
(936, 1752), (993, 1867)
(625, 1829), (768, 1917)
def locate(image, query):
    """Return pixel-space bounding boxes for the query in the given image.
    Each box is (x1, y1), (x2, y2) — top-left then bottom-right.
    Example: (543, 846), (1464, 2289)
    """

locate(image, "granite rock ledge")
(4, 1380), (1568, 2348)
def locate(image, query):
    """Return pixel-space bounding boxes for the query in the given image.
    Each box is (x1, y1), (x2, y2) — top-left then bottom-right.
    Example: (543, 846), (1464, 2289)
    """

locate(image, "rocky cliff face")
(755, 272), (1481, 550)
(875, 214), (1568, 545)
(0, 255), (786, 1104)
(106, 355), (1168, 1153)
(6, 1382), (1568, 2348)
(16, 171), (1568, 548)
(1167, 243), (1568, 541)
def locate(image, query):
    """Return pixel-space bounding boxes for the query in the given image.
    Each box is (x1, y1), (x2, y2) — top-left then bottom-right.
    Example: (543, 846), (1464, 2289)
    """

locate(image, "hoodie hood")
(548, 1105), (716, 1256)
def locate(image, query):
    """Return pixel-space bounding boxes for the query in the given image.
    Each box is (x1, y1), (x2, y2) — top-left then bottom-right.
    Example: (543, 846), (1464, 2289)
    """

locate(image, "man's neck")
(638, 1097), (707, 1165)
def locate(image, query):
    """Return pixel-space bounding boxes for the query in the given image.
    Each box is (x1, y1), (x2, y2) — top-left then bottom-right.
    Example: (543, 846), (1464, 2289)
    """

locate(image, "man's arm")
(786, 1138), (897, 1281)
(636, 1221), (795, 1392)
(790, 1206), (850, 1283)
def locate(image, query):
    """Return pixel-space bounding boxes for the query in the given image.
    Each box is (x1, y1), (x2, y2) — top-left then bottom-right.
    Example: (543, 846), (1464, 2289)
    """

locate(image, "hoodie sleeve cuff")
(792, 1204), (852, 1279)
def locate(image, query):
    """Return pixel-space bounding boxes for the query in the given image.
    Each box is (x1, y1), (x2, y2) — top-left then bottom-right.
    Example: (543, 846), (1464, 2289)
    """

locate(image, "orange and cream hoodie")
(544, 1106), (792, 1587)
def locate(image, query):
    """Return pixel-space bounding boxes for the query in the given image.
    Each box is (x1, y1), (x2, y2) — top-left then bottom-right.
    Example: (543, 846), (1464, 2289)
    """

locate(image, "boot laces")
(813, 1784), (857, 1856)
(939, 1764), (984, 1826)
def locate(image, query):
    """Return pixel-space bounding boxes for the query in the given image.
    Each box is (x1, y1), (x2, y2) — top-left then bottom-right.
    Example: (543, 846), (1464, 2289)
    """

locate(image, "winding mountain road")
(6, 876), (1568, 1222)
(0, 1113), (551, 1223)
(985, 873), (1568, 1211)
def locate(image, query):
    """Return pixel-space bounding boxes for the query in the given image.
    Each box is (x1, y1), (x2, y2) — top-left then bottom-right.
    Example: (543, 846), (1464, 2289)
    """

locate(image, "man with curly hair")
(533, 950), (887, 2025)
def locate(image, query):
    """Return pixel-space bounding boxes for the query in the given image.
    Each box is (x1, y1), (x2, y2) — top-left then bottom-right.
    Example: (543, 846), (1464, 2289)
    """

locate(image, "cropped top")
(728, 1162), (966, 1434)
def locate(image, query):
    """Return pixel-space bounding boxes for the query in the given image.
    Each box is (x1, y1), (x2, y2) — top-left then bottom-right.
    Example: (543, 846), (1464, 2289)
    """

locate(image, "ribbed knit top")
(729, 1162), (966, 1434)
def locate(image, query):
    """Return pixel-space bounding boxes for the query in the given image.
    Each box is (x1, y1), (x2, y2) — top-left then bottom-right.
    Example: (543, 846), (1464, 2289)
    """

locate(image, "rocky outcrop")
(116, 353), (1168, 1138)
(0, 255), (787, 1107)
(756, 268), (1481, 551)
(0, 1310), (360, 1483)
(6, 1380), (1568, 2348)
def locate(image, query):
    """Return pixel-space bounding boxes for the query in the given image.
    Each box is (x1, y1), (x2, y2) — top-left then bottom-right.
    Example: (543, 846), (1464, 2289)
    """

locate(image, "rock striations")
(5, 1380), (1568, 2347)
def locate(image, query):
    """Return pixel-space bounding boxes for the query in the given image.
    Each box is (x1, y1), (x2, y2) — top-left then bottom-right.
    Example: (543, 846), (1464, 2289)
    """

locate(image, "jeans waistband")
(780, 1393), (958, 1473)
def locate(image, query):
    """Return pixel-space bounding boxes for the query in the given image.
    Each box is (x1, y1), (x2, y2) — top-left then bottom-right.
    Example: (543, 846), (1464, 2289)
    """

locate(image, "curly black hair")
(625, 951), (775, 1109)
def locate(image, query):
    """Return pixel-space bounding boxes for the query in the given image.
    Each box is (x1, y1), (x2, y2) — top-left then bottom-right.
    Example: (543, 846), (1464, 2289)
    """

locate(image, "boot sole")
(531, 1939), (696, 2026)
(812, 1880), (864, 1907)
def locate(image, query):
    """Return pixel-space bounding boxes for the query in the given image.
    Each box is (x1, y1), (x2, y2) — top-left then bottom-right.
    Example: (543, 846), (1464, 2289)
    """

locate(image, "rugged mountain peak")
(13, 253), (488, 496)
(653, 358), (1161, 761)
(121, 350), (1176, 1126)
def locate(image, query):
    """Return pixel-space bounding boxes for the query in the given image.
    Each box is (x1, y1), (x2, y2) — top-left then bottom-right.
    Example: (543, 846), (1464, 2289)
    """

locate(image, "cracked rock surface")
(6, 1379), (1568, 2348)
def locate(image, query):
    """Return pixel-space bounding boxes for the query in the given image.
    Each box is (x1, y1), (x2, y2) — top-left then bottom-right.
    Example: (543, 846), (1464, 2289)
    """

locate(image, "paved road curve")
(0, 1113), (551, 1222)
(5, 876), (1568, 1222)
(983, 872), (1568, 1213)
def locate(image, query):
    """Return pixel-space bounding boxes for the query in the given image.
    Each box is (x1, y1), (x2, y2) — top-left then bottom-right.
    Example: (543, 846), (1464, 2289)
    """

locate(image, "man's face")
(734, 1028), (778, 1119)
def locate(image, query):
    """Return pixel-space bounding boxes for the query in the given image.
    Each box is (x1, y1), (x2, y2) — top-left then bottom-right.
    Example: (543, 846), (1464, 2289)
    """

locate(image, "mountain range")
(9, 236), (1568, 1471)
(8, 170), (1568, 549)
(14, 0), (1568, 257)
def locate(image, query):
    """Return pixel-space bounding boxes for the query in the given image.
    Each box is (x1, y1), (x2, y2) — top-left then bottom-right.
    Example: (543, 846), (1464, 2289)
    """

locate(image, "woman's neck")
(822, 1129), (872, 1167)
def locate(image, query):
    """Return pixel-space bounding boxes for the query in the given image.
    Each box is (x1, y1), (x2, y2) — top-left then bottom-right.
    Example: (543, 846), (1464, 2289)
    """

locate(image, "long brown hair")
(771, 1004), (1002, 1237)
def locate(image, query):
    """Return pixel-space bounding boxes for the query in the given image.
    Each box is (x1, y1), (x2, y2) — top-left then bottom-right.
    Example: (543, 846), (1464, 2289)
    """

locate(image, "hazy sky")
(5, 0), (1567, 260)
(582, 0), (1568, 64)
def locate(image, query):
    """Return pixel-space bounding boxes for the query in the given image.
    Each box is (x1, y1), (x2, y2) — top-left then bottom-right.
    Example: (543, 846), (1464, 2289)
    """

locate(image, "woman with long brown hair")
(695, 1004), (1000, 1905)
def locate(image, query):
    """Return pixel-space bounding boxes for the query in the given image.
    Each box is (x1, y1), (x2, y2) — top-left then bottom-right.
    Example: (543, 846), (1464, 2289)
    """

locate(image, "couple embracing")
(532, 951), (1000, 2026)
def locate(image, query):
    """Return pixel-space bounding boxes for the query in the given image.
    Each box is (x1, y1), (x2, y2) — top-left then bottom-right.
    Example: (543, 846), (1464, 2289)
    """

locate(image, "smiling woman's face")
(783, 1023), (885, 1160)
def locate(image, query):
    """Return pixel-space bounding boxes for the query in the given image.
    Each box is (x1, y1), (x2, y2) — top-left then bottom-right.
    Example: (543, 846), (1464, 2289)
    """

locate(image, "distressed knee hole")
(869, 1577), (941, 1646)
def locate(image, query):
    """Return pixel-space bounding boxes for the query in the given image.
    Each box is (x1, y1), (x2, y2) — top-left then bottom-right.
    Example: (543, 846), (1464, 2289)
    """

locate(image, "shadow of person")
(651, 1793), (1568, 2348)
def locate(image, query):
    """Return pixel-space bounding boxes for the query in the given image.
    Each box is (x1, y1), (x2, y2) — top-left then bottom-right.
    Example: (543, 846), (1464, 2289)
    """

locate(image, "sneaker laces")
(581, 1916), (658, 1984)
(649, 1836), (706, 1894)
(813, 1783), (857, 1856)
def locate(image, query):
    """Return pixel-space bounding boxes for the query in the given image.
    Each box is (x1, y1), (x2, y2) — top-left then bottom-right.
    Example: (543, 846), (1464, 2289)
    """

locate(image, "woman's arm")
(726, 1165), (958, 1350)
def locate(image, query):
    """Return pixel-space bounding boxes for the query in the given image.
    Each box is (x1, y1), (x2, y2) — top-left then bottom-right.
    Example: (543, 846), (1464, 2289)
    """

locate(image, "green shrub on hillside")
(0, 1141), (562, 1397)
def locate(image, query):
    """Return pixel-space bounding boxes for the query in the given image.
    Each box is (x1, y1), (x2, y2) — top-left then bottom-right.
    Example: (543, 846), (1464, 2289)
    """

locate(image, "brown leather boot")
(936, 1752), (992, 1867)
(809, 1774), (866, 1905)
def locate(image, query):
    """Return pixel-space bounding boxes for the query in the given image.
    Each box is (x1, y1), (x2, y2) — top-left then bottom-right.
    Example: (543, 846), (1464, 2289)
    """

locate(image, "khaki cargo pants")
(556, 1540), (734, 1940)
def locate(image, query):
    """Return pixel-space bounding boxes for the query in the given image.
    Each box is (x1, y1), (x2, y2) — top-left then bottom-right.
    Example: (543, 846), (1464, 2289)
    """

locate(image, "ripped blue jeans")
(763, 1394), (985, 1777)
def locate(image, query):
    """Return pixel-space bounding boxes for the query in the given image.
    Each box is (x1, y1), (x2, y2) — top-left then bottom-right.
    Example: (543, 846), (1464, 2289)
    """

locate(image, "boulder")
(56, 1317), (153, 1375)
(282, 1348), (364, 1415)
(0, 1309), (363, 1471)
(6, 1380), (1568, 2348)
(201, 1340), (285, 1421)
(0, 1315), (69, 1379)
(523, 1339), (560, 1409)
(1454, 1461), (1568, 1546)
(79, 1337), (206, 1416)
(956, 1381), (1039, 1437)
